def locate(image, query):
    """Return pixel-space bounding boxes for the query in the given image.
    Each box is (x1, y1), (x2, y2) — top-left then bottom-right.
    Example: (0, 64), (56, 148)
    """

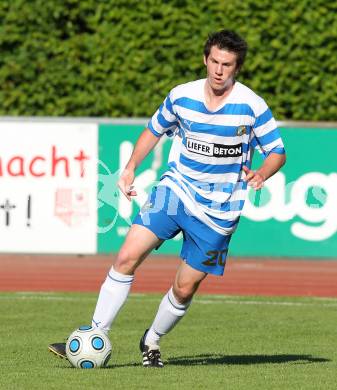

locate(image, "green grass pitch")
(1, 292), (337, 389)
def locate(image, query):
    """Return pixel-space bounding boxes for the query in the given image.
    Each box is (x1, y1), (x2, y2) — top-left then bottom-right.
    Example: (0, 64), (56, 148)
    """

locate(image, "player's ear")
(203, 55), (207, 66)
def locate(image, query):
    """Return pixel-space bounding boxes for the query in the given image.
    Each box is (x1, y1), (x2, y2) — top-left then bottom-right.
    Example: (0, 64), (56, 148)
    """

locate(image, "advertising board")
(0, 121), (98, 253)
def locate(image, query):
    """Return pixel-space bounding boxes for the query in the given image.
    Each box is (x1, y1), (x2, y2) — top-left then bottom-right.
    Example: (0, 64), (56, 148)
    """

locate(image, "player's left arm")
(243, 152), (286, 190)
(245, 99), (286, 190)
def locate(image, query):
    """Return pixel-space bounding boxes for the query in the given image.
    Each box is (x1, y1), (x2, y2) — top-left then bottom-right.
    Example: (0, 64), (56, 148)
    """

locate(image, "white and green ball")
(66, 326), (112, 368)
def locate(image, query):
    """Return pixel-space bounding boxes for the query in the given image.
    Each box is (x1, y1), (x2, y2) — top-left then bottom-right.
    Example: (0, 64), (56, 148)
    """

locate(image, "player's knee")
(172, 284), (195, 304)
(114, 248), (139, 274)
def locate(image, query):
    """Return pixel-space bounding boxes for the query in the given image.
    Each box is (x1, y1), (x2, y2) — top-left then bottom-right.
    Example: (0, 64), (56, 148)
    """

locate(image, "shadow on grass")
(60, 354), (330, 369)
(166, 354), (330, 366)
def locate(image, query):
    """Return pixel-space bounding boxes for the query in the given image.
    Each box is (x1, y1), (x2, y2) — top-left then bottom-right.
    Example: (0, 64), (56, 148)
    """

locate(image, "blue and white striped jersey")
(147, 79), (285, 235)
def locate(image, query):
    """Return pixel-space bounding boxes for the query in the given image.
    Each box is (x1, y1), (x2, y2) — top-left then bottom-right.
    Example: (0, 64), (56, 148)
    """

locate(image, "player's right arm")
(118, 128), (161, 201)
(119, 90), (178, 200)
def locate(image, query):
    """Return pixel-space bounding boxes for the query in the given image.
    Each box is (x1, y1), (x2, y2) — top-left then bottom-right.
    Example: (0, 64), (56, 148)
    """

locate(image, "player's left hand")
(242, 166), (265, 190)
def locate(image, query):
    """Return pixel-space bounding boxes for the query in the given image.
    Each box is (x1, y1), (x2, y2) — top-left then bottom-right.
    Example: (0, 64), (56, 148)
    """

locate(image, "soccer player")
(49, 29), (286, 368)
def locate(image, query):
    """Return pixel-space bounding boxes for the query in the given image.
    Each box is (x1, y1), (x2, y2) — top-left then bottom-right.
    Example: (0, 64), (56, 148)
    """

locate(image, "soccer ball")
(66, 326), (112, 368)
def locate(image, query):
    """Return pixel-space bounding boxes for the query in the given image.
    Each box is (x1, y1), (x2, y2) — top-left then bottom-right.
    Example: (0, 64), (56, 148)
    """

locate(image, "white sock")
(145, 287), (191, 346)
(91, 267), (134, 333)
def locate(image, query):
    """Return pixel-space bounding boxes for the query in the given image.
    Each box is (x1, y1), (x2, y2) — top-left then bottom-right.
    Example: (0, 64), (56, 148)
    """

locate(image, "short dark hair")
(204, 29), (248, 69)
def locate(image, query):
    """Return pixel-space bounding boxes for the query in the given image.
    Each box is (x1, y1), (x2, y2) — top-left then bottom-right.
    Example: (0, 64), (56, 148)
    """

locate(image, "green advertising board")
(98, 123), (337, 258)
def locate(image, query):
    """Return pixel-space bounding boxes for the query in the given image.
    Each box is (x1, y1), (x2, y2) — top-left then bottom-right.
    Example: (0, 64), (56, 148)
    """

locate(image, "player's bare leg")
(113, 224), (163, 275)
(172, 261), (208, 303)
(140, 262), (207, 367)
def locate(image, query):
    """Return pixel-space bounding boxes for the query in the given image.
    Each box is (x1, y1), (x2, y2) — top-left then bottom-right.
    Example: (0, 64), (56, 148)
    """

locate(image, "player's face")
(204, 46), (238, 92)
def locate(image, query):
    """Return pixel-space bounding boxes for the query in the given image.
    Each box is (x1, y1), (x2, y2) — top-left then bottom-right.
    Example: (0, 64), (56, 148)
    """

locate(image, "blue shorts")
(133, 185), (232, 276)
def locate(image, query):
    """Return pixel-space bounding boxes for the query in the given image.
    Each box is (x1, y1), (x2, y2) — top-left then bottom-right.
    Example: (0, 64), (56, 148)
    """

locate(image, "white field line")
(194, 299), (337, 307)
(0, 293), (337, 308)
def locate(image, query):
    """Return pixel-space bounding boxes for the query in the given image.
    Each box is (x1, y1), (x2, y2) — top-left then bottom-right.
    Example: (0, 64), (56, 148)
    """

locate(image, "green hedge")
(0, 0), (336, 120)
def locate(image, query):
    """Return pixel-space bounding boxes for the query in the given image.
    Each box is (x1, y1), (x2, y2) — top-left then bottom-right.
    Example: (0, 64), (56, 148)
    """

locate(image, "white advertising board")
(0, 122), (98, 254)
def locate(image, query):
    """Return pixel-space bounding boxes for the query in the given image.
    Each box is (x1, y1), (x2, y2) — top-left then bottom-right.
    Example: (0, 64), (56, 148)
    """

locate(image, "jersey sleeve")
(252, 99), (285, 157)
(147, 91), (179, 138)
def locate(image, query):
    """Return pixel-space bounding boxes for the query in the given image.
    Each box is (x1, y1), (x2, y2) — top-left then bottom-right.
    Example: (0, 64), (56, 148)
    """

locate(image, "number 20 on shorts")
(202, 250), (227, 267)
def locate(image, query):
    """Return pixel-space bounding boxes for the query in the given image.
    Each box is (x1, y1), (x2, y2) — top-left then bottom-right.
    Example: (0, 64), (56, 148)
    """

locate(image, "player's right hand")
(118, 169), (137, 201)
